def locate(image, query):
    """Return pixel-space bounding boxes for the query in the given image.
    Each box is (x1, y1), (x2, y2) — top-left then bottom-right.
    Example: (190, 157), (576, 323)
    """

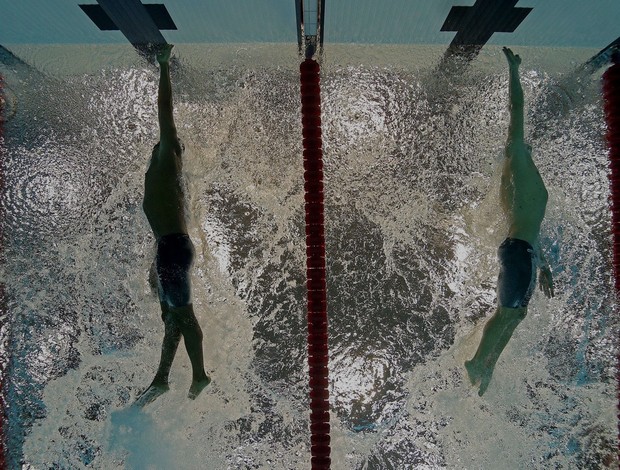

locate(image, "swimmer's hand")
(539, 266), (554, 298)
(503, 47), (521, 68)
(157, 44), (174, 64)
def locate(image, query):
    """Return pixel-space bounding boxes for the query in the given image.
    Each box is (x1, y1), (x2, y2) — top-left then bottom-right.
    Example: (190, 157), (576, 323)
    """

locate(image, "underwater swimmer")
(465, 48), (554, 396)
(135, 44), (210, 408)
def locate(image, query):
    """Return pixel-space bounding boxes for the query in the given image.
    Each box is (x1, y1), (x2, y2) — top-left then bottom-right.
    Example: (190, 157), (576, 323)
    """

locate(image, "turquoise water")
(0, 44), (617, 468)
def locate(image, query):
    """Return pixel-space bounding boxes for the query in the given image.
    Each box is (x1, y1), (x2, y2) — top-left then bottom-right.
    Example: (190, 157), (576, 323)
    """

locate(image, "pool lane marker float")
(300, 56), (330, 470)
(601, 50), (620, 458)
(297, 0), (330, 466)
(0, 72), (7, 470)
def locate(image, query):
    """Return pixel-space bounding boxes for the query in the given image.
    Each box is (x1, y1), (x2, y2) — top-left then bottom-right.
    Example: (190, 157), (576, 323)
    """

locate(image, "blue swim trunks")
(497, 238), (536, 308)
(156, 233), (195, 308)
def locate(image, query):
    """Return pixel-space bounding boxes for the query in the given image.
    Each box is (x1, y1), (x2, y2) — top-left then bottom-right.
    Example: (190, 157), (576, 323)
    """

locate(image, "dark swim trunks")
(156, 233), (195, 308)
(497, 238), (536, 308)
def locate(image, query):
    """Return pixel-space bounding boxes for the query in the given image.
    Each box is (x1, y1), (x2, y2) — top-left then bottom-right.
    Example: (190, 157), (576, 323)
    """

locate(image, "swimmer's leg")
(134, 303), (182, 408)
(170, 305), (211, 399)
(465, 306), (527, 396)
(154, 303), (183, 385)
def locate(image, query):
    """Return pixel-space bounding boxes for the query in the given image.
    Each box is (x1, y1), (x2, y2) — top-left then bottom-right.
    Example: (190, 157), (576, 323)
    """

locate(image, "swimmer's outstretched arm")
(503, 47), (524, 145)
(156, 44), (178, 145)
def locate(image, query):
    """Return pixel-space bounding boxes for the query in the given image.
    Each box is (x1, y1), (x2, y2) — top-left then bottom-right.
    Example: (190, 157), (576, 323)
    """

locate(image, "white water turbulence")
(0, 46), (617, 469)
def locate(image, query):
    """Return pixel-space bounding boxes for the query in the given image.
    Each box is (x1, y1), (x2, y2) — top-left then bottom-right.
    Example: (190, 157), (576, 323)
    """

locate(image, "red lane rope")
(0, 73), (8, 470)
(602, 53), (620, 466)
(300, 57), (330, 470)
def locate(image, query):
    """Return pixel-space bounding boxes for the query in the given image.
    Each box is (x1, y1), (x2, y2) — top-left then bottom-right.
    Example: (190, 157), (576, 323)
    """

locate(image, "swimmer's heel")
(188, 375), (211, 400)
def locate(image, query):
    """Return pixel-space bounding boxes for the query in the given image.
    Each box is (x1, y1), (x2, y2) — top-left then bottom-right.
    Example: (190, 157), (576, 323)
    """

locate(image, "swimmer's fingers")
(539, 280), (548, 298)
(539, 267), (554, 298)
(156, 43), (174, 64)
(502, 47), (521, 67)
(538, 268), (546, 294)
(549, 275), (555, 297)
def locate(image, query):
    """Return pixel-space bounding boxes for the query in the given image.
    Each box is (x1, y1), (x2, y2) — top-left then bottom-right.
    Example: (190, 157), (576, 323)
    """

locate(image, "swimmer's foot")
(465, 359), (493, 396)
(465, 359), (481, 385)
(133, 382), (170, 408)
(188, 375), (211, 400)
(477, 369), (492, 396)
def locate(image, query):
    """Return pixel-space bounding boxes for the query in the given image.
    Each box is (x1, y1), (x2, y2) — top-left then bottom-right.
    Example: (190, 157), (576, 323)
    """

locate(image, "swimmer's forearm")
(507, 67), (525, 143)
(508, 66), (524, 106)
(158, 61), (177, 141)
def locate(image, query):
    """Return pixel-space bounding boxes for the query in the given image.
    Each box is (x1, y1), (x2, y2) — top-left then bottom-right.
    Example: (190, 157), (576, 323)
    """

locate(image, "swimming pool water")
(0, 44), (617, 469)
